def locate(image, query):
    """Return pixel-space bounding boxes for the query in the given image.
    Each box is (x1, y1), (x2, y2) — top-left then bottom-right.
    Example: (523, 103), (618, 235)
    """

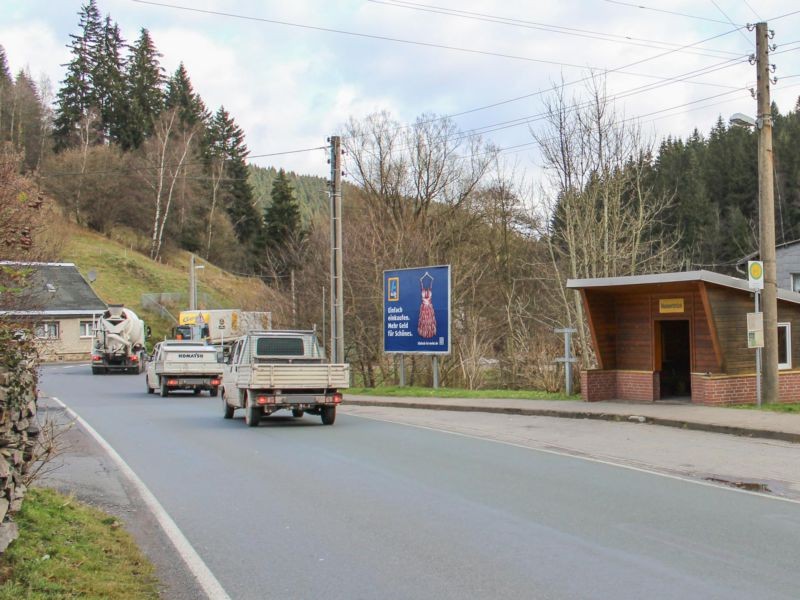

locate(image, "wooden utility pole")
(329, 136), (345, 364)
(755, 22), (779, 403)
(756, 22), (778, 404)
(290, 269), (297, 328)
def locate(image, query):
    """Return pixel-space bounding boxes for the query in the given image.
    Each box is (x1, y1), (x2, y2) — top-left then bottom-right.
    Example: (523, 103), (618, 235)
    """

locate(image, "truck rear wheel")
(292, 409), (304, 418)
(160, 378), (169, 397)
(92, 366), (105, 375)
(222, 391), (234, 419)
(210, 386), (219, 398)
(146, 378), (154, 394)
(321, 406), (336, 425)
(245, 394), (261, 427)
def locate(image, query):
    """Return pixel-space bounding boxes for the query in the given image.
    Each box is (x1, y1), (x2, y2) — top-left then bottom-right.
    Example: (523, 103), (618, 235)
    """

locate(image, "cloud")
(1, 0), (799, 180)
(0, 21), (68, 86)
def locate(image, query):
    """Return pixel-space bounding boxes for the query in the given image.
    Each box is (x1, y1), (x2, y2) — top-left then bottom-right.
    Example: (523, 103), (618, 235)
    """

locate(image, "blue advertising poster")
(383, 265), (451, 354)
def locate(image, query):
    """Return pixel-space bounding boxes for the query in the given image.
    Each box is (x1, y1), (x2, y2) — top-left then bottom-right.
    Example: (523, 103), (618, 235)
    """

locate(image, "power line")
(364, 55), (749, 153)
(348, 12), (800, 144)
(132, 0), (753, 146)
(742, 0), (763, 22)
(370, 0), (742, 59)
(445, 75), (800, 166)
(348, 29), (751, 141)
(709, 0), (754, 46)
(131, 0), (744, 78)
(39, 145), (328, 178)
(602, 0), (742, 25)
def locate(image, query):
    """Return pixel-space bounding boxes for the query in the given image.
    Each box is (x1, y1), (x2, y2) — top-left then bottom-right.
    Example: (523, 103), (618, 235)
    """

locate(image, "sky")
(2, 0), (800, 179)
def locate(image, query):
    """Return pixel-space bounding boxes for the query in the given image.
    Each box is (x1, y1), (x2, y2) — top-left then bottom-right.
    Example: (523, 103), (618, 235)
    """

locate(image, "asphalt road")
(41, 365), (800, 600)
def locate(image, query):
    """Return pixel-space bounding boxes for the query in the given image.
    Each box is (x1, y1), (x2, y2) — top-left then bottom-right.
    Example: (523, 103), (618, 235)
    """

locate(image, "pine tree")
(0, 46), (13, 143)
(122, 28), (165, 149)
(10, 70), (45, 172)
(207, 106), (261, 246)
(263, 169), (302, 247)
(261, 169), (304, 278)
(94, 16), (127, 144)
(52, 0), (103, 151)
(165, 63), (208, 128)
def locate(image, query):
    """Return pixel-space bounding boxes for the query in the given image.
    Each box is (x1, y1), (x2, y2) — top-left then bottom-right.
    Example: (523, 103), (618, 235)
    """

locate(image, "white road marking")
(345, 410), (800, 506)
(50, 396), (231, 600)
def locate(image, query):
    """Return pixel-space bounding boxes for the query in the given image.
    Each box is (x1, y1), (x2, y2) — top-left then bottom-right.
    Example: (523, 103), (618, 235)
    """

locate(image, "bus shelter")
(567, 271), (800, 404)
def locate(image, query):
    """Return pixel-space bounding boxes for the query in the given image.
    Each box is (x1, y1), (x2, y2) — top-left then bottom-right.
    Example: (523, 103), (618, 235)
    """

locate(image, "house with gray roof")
(0, 262), (106, 361)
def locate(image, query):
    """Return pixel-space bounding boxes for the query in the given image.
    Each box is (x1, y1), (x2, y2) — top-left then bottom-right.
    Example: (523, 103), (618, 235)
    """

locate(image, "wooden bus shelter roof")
(567, 270), (800, 305)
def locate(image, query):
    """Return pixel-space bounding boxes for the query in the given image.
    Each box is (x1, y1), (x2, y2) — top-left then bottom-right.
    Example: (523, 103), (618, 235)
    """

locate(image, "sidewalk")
(343, 395), (800, 444)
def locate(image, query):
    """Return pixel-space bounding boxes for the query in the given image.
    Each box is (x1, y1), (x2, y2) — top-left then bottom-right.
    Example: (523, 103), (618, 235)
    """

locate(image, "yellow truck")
(175, 310), (271, 344)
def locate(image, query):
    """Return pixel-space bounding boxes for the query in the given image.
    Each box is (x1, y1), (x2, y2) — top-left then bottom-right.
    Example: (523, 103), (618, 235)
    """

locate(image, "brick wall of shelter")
(691, 371), (800, 405)
(615, 370), (657, 401)
(582, 370), (658, 402)
(582, 370), (616, 401)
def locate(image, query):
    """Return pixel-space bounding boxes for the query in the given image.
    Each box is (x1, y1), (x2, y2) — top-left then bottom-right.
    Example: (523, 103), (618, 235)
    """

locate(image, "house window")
(35, 322), (59, 340)
(792, 274), (800, 292)
(80, 321), (93, 338)
(778, 323), (792, 370)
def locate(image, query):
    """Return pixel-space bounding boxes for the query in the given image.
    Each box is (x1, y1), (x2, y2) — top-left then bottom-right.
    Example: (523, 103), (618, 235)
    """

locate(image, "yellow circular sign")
(749, 262), (763, 279)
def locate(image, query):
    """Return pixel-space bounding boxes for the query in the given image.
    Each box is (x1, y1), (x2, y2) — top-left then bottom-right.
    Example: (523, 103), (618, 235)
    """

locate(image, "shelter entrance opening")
(657, 320), (691, 400)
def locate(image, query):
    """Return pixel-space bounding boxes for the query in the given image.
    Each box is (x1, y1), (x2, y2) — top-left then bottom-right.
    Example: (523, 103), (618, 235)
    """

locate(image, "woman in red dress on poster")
(417, 273), (437, 339)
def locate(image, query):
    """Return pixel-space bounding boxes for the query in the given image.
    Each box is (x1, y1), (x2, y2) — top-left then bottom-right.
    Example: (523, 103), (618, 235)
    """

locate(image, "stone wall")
(0, 362), (39, 554)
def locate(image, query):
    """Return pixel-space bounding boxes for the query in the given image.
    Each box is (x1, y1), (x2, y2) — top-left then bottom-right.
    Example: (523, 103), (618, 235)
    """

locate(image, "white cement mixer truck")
(91, 304), (148, 374)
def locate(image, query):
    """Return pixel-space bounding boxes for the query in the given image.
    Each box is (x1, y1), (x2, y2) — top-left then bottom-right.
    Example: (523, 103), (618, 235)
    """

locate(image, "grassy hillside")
(60, 224), (288, 342)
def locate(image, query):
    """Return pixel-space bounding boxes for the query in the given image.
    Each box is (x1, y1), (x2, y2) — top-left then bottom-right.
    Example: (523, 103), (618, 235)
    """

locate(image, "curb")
(342, 399), (800, 445)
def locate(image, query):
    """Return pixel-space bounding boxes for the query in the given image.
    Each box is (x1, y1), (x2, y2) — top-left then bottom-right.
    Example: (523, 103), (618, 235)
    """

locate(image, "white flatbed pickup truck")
(221, 330), (350, 427)
(145, 340), (223, 397)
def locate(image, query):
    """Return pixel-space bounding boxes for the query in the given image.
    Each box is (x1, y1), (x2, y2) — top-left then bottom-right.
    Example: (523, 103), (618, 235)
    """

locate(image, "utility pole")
(189, 254), (196, 311)
(329, 136), (345, 364)
(756, 22), (778, 404)
(290, 269), (297, 328)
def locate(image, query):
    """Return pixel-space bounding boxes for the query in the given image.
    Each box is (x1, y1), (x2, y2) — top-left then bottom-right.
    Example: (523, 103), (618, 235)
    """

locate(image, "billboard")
(383, 265), (451, 354)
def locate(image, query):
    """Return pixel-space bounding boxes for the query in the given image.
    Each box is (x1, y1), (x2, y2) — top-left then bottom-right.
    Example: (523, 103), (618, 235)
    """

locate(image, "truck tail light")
(211, 378), (221, 386)
(92, 355), (102, 362)
(168, 379), (178, 386)
(130, 355), (138, 362)
(257, 395), (274, 405)
(332, 393), (342, 404)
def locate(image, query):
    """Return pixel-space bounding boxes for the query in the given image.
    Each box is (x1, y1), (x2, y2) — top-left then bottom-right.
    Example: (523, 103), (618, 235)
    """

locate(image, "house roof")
(736, 238), (800, 265)
(566, 269), (800, 305)
(0, 261), (106, 315)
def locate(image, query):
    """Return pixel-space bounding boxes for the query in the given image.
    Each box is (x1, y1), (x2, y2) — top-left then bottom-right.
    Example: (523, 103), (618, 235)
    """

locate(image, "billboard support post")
(398, 354), (406, 387)
(432, 356), (439, 389)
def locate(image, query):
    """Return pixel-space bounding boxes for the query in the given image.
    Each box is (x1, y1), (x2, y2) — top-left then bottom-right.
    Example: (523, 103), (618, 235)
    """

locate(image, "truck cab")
(221, 330), (349, 427)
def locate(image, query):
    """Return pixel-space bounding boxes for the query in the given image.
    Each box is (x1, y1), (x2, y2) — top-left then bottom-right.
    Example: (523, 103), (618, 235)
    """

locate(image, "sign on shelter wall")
(383, 265), (451, 354)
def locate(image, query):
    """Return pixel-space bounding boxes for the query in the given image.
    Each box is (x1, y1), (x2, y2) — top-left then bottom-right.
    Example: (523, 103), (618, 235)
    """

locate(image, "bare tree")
(138, 109), (198, 260)
(533, 75), (679, 367)
(343, 111), (496, 225)
(205, 154), (225, 259)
